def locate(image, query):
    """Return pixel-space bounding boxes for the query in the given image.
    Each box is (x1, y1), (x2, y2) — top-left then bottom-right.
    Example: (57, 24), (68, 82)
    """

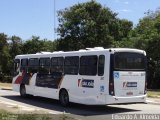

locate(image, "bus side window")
(28, 58), (39, 73)
(98, 55), (105, 76)
(51, 57), (64, 74)
(64, 56), (79, 75)
(14, 59), (20, 76)
(79, 55), (97, 76)
(20, 59), (28, 72)
(39, 58), (50, 74)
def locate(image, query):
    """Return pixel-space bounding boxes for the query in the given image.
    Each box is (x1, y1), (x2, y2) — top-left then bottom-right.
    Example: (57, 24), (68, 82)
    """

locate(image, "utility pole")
(54, 0), (56, 40)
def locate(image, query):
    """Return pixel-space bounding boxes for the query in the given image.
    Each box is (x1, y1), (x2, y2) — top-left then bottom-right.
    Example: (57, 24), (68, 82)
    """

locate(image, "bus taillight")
(109, 54), (115, 96)
(144, 82), (147, 94)
(109, 82), (114, 95)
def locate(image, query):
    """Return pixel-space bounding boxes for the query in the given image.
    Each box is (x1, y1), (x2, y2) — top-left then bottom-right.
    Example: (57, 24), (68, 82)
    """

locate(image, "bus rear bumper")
(106, 95), (147, 105)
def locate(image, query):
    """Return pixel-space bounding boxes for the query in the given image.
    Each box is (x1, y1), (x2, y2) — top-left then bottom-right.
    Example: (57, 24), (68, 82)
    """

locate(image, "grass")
(0, 110), (37, 120)
(0, 82), (12, 89)
(147, 89), (160, 98)
(0, 109), (74, 120)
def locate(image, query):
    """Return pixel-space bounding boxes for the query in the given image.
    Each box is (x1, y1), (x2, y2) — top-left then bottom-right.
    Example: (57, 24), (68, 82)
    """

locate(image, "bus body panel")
(114, 71), (146, 97)
(33, 87), (59, 100)
(25, 73), (36, 95)
(59, 74), (107, 105)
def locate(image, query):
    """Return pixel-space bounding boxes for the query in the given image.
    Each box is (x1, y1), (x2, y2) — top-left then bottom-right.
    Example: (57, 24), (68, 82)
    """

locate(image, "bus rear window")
(114, 52), (145, 70)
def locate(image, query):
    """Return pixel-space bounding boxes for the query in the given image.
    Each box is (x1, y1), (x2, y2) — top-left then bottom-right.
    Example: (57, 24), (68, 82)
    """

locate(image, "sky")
(0, 0), (160, 41)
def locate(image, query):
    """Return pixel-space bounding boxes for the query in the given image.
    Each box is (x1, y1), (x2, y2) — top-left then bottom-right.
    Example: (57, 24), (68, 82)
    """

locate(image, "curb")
(0, 88), (12, 91)
(146, 100), (160, 105)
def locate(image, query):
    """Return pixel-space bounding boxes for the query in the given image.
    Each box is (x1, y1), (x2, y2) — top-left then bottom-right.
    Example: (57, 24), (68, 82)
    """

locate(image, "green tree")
(9, 35), (23, 58)
(0, 33), (11, 75)
(119, 19), (133, 38)
(146, 35), (160, 89)
(131, 9), (160, 89)
(22, 36), (56, 54)
(56, 0), (133, 51)
(131, 9), (160, 50)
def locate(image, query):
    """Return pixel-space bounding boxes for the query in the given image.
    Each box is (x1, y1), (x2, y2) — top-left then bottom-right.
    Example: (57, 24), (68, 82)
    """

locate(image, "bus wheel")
(59, 89), (69, 106)
(20, 84), (27, 97)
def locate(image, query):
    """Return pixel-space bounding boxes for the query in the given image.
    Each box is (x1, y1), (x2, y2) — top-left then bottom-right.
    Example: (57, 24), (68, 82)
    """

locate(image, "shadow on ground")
(1, 95), (140, 116)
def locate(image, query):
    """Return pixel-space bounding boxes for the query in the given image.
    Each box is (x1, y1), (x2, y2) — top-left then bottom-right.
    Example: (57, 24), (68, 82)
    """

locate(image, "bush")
(0, 75), (12, 83)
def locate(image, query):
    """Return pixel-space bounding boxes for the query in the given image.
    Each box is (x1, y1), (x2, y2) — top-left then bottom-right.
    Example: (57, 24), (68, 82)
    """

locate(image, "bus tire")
(59, 89), (69, 107)
(20, 84), (27, 97)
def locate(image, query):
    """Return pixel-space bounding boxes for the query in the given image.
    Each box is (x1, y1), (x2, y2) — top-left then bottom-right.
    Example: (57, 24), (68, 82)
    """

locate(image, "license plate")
(126, 82), (137, 87)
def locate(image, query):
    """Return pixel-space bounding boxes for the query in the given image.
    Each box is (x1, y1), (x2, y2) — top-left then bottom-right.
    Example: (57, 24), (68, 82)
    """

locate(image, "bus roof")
(15, 47), (146, 59)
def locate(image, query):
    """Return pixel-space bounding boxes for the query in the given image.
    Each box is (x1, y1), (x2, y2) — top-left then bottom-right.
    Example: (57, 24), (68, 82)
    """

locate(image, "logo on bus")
(123, 82), (137, 88)
(114, 72), (119, 79)
(78, 79), (94, 88)
(100, 85), (104, 92)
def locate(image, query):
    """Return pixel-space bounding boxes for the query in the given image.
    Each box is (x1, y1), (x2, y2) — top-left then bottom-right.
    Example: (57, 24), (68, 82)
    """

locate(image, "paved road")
(0, 89), (160, 120)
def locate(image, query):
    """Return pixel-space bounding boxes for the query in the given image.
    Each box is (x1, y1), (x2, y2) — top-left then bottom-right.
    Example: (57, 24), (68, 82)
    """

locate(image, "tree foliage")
(0, 33), (11, 75)
(9, 36), (23, 59)
(22, 36), (56, 54)
(56, 0), (133, 51)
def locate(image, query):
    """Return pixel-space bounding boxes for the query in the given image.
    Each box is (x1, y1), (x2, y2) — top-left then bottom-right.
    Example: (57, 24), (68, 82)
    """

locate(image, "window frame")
(114, 52), (146, 71)
(28, 58), (39, 66)
(13, 59), (20, 76)
(20, 58), (28, 72)
(21, 58), (28, 67)
(39, 57), (50, 66)
(79, 55), (98, 76)
(64, 56), (79, 75)
(39, 57), (51, 74)
(98, 55), (105, 76)
(28, 58), (39, 73)
(51, 57), (64, 73)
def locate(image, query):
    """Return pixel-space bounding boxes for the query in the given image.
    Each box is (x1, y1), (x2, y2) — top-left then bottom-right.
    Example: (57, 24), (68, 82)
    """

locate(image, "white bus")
(12, 47), (147, 106)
